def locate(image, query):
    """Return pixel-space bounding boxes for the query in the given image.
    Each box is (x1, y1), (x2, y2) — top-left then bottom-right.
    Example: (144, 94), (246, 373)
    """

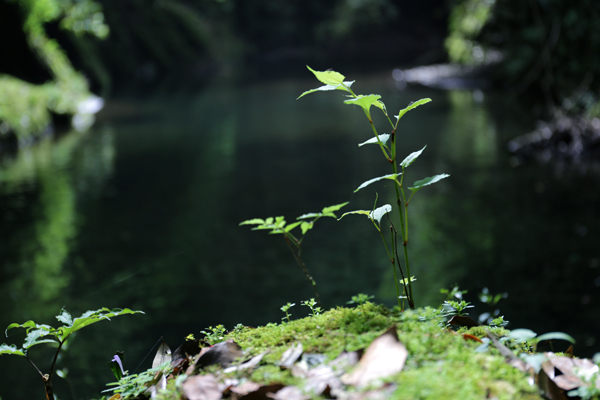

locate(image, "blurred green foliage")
(0, 0), (108, 142)
(447, 0), (600, 116)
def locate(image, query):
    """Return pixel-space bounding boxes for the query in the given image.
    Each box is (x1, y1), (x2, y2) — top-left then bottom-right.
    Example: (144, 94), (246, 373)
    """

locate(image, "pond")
(1, 72), (599, 399)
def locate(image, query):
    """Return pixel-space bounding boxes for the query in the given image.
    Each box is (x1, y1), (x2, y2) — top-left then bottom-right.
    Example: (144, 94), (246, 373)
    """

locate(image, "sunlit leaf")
(338, 210), (370, 221)
(400, 145), (426, 168)
(61, 308), (144, 341)
(374, 100), (388, 116)
(321, 202), (349, 215)
(239, 218), (265, 226)
(396, 98), (432, 121)
(409, 174), (450, 192)
(358, 134), (390, 147)
(306, 66), (345, 86)
(56, 309), (73, 326)
(297, 213), (319, 220)
(0, 343), (25, 356)
(370, 205), (392, 224)
(535, 332), (576, 344)
(5, 320), (36, 336)
(300, 221), (313, 235)
(297, 81), (355, 99)
(355, 173), (401, 193)
(344, 94), (382, 115)
(284, 221), (302, 232)
(265, 217), (273, 225)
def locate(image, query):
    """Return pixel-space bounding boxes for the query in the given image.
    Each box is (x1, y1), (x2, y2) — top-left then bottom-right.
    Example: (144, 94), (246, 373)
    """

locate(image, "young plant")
(299, 66), (449, 310)
(346, 293), (375, 306)
(200, 325), (227, 345)
(301, 298), (323, 317)
(240, 202), (348, 307)
(0, 307), (143, 400)
(280, 302), (296, 323)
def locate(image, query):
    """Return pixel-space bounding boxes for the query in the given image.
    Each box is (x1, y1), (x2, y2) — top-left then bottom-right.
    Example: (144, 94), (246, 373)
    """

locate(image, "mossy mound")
(102, 303), (543, 400)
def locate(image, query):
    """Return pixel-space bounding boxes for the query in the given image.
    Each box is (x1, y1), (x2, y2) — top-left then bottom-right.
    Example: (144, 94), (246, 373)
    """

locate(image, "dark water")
(1, 74), (599, 399)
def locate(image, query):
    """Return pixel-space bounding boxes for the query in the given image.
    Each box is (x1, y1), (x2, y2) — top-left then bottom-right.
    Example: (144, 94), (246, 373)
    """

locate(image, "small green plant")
(301, 298), (323, 317)
(0, 307), (143, 400)
(346, 293), (375, 306)
(200, 325), (227, 345)
(443, 300), (474, 317)
(299, 66), (449, 310)
(240, 202), (348, 307)
(280, 302), (296, 323)
(103, 360), (173, 398)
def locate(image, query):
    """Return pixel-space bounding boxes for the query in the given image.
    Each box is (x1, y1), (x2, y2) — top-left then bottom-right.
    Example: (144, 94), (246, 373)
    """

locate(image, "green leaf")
(344, 94), (382, 115)
(396, 98), (432, 121)
(321, 202), (349, 215)
(508, 329), (537, 342)
(400, 145), (427, 168)
(297, 81), (355, 99)
(355, 173), (401, 193)
(59, 308), (144, 342)
(306, 66), (345, 86)
(297, 213), (319, 220)
(0, 344), (25, 356)
(265, 217), (274, 225)
(370, 204), (392, 224)
(535, 332), (576, 344)
(300, 221), (313, 235)
(358, 134), (390, 147)
(284, 221), (302, 232)
(239, 218), (265, 226)
(374, 100), (388, 116)
(338, 210), (371, 221)
(5, 321), (36, 336)
(56, 309), (73, 326)
(409, 174), (450, 192)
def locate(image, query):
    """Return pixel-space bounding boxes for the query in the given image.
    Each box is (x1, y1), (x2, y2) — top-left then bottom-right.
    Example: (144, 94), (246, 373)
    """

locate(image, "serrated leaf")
(307, 66), (345, 86)
(56, 309), (73, 326)
(355, 173), (401, 193)
(284, 221), (302, 232)
(535, 332), (576, 344)
(409, 174), (450, 192)
(396, 98), (432, 120)
(321, 202), (349, 215)
(239, 218), (265, 226)
(5, 321), (35, 336)
(358, 134), (390, 147)
(370, 205), (392, 224)
(23, 329), (56, 350)
(297, 81), (354, 99)
(344, 94), (382, 115)
(300, 221), (313, 235)
(0, 344), (25, 356)
(400, 145), (426, 168)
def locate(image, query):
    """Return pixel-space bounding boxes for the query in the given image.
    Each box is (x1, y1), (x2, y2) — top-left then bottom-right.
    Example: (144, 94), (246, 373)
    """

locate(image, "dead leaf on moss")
(341, 326), (407, 388)
(190, 340), (243, 374)
(448, 315), (479, 328)
(233, 383), (285, 400)
(266, 385), (310, 400)
(230, 381), (261, 396)
(542, 353), (600, 391)
(183, 374), (222, 400)
(280, 343), (303, 369)
(224, 351), (267, 373)
(462, 333), (483, 343)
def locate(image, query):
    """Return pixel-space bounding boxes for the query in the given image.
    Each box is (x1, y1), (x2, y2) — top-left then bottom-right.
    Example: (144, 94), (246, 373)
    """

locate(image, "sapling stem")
(283, 234), (321, 308)
(375, 223), (401, 309)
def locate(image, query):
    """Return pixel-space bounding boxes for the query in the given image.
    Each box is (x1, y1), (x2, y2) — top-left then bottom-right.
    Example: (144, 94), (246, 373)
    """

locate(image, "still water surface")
(1, 73), (599, 399)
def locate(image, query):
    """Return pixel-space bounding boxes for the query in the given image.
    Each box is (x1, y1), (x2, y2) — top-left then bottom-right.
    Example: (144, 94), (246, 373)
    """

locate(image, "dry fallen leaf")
(234, 383), (285, 400)
(224, 351), (267, 373)
(341, 326), (407, 388)
(190, 340), (243, 374)
(542, 353), (600, 391)
(280, 343), (303, 369)
(266, 385), (310, 400)
(183, 374), (222, 400)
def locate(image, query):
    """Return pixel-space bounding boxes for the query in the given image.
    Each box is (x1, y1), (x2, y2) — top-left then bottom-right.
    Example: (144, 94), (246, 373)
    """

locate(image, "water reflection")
(1, 76), (598, 399)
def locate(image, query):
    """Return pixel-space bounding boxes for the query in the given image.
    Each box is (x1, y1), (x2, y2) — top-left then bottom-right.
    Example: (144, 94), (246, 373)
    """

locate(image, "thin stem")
(283, 234), (321, 307)
(26, 356), (44, 379)
(376, 225), (401, 309)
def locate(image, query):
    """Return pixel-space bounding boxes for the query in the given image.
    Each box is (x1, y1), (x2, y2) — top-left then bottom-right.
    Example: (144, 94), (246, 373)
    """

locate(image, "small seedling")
(346, 293), (374, 306)
(200, 325), (227, 345)
(241, 202), (348, 307)
(280, 302), (296, 323)
(0, 307), (143, 400)
(443, 300), (474, 317)
(300, 66), (449, 310)
(301, 298), (323, 317)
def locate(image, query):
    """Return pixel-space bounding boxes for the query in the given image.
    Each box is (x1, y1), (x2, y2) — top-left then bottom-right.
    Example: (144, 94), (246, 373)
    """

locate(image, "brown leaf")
(224, 351), (267, 373)
(191, 340), (243, 373)
(341, 326), (407, 388)
(542, 353), (600, 390)
(462, 333), (483, 343)
(183, 374), (222, 400)
(230, 381), (261, 396)
(266, 385), (310, 400)
(538, 368), (569, 400)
